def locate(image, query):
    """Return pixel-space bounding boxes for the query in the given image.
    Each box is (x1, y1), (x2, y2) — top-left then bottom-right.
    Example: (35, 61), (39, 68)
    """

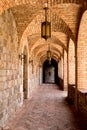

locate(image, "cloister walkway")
(5, 84), (87, 130)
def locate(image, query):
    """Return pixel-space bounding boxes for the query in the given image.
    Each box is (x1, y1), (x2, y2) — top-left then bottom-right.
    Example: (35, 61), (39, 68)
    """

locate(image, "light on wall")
(29, 57), (33, 63)
(41, 2), (51, 40)
(19, 53), (26, 63)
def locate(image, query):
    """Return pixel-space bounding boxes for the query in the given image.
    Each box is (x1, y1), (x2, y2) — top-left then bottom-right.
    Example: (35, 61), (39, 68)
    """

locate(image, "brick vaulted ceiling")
(0, 0), (87, 62)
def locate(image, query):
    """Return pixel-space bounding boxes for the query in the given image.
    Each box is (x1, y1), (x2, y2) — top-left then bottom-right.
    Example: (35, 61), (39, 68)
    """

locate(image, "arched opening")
(43, 59), (58, 84)
(23, 47), (28, 99)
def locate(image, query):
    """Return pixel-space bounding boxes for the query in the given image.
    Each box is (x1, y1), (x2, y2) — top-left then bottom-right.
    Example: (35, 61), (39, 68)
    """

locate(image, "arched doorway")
(43, 59), (58, 84)
(23, 47), (28, 99)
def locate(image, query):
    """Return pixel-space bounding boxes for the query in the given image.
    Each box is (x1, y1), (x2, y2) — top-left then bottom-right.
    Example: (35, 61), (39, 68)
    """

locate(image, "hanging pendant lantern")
(41, 21), (51, 40)
(41, 2), (51, 40)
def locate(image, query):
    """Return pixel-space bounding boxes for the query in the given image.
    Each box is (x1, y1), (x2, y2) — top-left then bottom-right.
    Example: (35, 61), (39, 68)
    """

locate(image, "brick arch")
(20, 13), (75, 46)
(0, 0), (42, 15)
(33, 44), (63, 58)
(36, 49), (60, 60)
(21, 17), (74, 44)
(52, 13), (75, 42)
(29, 34), (67, 55)
(39, 51), (59, 60)
(49, 35), (67, 51)
(50, 0), (87, 6)
(77, 10), (87, 90)
(29, 38), (64, 57)
(40, 54), (58, 65)
(1, 0), (86, 15)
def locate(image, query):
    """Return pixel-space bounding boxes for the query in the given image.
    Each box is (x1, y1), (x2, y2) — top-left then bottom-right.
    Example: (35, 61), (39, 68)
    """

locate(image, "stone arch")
(77, 10), (87, 90)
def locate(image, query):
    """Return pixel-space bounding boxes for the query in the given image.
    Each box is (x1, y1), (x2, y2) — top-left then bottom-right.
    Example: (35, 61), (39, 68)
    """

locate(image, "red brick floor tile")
(5, 84), (87, 130)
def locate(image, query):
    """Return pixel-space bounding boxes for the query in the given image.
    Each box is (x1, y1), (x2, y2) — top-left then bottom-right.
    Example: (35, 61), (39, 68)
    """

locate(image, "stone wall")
(28, 60), (39, 97)
(68, 86), (87, 115)
(0, 10), (22, 129)
(78, 90), (87, 114)
(68, 84), (75, 104)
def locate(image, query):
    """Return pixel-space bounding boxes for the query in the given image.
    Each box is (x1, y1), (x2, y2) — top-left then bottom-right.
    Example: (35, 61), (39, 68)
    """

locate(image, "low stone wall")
(78, 90), (87, 114)
(68, 84), (75, 104)
(58, 77), (63, 90)
(68, 85), (87, 115)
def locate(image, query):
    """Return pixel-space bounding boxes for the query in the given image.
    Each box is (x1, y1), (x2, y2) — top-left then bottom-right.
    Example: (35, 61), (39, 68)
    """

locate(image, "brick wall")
(77, 10), (87, 90)
(58, 57), (63, 79)
(68, 39), (75, 85)
(63, 50), (68, 90)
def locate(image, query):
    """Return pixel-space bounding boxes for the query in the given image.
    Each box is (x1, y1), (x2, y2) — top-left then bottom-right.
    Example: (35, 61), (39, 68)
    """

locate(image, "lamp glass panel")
(41, 21), (51, 39)
(46, 24), (50, 36)
(46, 22), (51, 37)
(42, 23), (45, 36)
(47, 50), (51, 58)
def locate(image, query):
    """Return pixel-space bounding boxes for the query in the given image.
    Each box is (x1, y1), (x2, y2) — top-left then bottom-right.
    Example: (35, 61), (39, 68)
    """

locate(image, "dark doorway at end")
(43, 59), (58, 84)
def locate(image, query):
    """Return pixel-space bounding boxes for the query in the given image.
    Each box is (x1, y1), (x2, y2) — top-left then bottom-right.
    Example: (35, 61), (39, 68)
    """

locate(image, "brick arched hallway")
(5, 84), (87, 130)
(1, 1), (87, 129)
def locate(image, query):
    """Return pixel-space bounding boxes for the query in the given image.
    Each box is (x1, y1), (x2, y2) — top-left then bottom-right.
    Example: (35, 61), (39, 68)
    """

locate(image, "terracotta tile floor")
(6, 84), (87, 130)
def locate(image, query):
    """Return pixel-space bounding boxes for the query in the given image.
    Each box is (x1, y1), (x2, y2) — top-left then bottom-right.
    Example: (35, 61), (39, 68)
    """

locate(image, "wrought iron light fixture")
(19, 53), (26, 63)
(41, 2), (51, 40)
(29, 57), (33, 63)
(47, 44), (51, 64)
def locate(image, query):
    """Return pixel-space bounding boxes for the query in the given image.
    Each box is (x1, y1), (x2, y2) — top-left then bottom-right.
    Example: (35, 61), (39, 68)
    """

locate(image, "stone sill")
(78, 89), (87, 94)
